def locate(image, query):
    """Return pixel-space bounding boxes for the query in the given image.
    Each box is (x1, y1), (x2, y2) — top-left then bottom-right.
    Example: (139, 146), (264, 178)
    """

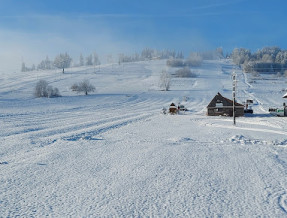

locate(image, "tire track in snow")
(1, 94), (168, 139)
(218, 132), (287, 215)
(279, 193), (287, 213)
(1, 93), (168, 166)
(62, 113), (154, 142)
(256, 153), (287, 215)
(239, 69), (268, 113)
(3, 112), (155, 167)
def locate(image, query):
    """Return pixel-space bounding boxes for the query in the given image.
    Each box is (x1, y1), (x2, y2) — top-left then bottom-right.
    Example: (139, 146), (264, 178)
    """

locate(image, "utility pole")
(232, 72), (237, 125)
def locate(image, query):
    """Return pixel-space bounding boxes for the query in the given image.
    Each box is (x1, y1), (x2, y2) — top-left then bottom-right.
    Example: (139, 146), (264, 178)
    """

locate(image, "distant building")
(207, 92), (244, 117)
(269, 103), (287, 117)
(169, 103), (178, 114)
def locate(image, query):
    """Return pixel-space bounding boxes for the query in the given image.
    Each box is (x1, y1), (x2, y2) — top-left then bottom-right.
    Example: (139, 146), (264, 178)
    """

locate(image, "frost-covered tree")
(186, 53), (203, 67)
(34, 80), (48, 97)
(232, 46), (287, 73)
(47, 86), (60, 98)
(86, 54), (93, 66)
(38, 56), (53, 70)
(54, 53), (72, 73)
(93, 52), (101, 65)
(79, 54), (84, 66)
(231, 48), (251, 66)
(176, 51), (184, 59)
(71, 79), (95, 95)
(141, 48), (154, 60)
(262, 54), (273, 63)
(216, 47), (224, 58)
(21, 62), (27, 72)
(21, 62), (36, 72)
(275, 51), (287, 65)
(107, 54), (113, 64)
(159, 70), (171, 91)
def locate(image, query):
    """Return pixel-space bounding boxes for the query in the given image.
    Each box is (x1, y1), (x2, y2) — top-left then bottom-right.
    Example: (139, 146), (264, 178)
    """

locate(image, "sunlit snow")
(1, 59), (287, 217)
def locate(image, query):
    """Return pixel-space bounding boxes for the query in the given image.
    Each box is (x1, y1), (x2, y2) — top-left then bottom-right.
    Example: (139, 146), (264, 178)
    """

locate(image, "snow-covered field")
(1, 59), (287, 217)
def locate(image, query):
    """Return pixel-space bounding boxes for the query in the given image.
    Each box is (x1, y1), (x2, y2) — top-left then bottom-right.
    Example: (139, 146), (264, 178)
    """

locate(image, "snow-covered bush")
(34, 80), (61, 98)
(175, 67), (197, 78)
(166, 59), (185, 67)
(47, 86), (60, 98)
(71, 79), (96, 95)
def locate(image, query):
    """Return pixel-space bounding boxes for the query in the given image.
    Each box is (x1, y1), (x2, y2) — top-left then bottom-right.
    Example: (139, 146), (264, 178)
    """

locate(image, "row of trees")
(22, 53), (73, 73)
(166, 48), (224, 68)
(78, 53), (101, 67)
(23, 47), (224, 73)
(166, 52), (203, 67)
(22, 49), (183, 73)
(22, 52), (101, 73)
(34, 79), (96, 98)
(231, 46), (287, 73)
(118, 48), (184, 64)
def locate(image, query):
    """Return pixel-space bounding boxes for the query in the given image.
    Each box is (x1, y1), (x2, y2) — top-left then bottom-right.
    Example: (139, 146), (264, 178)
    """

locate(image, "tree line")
(231, 46), (287, 74)
(21, 52), (101, 73)
(118, 48), (184, 64)
(21, 48), (185, 73)
(21, 47), (226, 73)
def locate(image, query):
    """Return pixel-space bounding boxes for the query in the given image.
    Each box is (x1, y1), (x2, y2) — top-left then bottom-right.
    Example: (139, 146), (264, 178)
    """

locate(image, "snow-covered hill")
(1, 59), (287, 217)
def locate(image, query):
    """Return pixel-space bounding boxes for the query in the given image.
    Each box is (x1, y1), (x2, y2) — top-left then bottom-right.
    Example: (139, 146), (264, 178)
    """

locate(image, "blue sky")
(0, 0), (287, 72)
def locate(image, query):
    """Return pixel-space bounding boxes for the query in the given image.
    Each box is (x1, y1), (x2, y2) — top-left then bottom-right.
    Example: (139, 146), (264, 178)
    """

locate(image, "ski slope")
(1, 59), (287, 217)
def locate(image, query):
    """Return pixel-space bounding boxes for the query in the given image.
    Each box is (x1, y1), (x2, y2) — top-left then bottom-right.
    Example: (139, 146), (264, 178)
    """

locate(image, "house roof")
(207, 92), (244, 108)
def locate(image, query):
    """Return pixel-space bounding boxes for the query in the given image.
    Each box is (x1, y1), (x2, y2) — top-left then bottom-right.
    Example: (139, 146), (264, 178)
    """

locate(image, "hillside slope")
(1, 59), (287, 217)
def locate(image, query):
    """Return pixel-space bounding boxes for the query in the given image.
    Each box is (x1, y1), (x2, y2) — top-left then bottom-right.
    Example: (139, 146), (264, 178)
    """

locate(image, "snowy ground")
(1, 59), (287, 217)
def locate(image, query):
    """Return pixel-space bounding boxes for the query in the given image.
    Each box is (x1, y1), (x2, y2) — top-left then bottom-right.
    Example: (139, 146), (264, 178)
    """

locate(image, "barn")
(207, 92), (244, 117)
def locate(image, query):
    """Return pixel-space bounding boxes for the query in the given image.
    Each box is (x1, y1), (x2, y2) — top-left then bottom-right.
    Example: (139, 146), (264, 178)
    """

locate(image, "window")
(215, 108), (223, 112)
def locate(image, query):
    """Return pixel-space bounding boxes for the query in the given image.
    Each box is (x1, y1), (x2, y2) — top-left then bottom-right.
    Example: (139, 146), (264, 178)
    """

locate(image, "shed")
(169, 103), (178, 114)
(207, 92), (244, 117)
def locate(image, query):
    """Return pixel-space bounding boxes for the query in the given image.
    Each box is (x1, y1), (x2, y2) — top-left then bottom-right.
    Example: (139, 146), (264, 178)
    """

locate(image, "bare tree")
(159, 70), (171, 91)
(71, 79), (95, 95)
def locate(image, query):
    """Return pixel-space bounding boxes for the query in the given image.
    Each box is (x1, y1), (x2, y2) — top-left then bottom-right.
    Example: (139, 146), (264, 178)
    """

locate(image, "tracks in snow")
(1, 94), (169, 164)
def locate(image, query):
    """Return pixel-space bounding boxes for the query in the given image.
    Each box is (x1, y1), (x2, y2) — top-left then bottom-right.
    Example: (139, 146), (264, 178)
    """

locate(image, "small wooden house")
(169, 103), (178, 114)
(207, 92), (244, 117)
